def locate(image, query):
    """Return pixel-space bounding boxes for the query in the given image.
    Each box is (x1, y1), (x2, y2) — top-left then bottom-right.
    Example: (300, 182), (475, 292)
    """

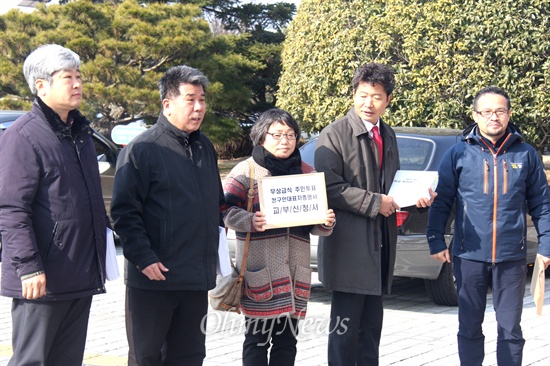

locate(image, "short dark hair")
(352, 63), (395, 96)
(473, 86), (511, 111)
(158, 65), (209, 102)
(250, 108), (300, 146)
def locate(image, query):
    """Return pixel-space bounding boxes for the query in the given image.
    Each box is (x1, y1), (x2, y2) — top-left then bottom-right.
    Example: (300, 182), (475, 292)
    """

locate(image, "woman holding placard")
(222, 108), (335, 366)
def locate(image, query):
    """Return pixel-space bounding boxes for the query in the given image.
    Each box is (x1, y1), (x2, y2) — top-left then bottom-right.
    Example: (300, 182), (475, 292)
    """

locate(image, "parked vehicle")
(0, 110), (119, 224)
(227, 127), (539, 306)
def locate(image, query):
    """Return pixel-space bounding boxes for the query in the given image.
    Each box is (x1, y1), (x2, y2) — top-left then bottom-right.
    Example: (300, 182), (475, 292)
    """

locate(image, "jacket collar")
(33, 97), (90, 139)
(346, 108), (369, 137)
(463, 121), (523, 151)
(346, 108), (390, 138)
(157, 112), (201, 145)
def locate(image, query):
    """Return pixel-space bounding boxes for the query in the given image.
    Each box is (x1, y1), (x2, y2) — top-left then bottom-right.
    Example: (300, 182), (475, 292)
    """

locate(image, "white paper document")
(217, 227), (232, 277)
(388, 170), (438, 208)
(105, 228), (120, 281)
(258, 172), (328, 229)
(530, 254), (545, 315)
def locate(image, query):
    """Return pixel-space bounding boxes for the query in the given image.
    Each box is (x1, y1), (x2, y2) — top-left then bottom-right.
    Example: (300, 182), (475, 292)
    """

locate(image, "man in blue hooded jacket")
(427, 86), (550, 366)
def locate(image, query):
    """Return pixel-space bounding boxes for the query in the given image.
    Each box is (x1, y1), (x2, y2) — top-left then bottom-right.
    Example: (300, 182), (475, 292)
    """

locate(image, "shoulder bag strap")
(238, 160), (255, 281)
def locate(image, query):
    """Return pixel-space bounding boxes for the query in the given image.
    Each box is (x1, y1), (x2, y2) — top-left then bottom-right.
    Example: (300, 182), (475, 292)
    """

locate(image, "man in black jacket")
(111, 65), (224, 365)
(0, 44), (108, 365)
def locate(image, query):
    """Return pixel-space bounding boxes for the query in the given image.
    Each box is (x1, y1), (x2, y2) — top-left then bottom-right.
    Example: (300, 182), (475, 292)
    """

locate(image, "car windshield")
(396, 136), (435, 171)
(300, 136), (436, 171)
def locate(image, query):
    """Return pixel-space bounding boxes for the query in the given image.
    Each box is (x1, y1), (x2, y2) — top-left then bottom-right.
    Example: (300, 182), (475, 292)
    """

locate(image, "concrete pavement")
(1, 249), (549, 366)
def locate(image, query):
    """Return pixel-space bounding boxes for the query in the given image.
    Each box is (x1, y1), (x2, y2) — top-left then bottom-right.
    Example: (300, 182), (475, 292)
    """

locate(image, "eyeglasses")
(474, 109), (509, 119)
(266, 132), (298, 141)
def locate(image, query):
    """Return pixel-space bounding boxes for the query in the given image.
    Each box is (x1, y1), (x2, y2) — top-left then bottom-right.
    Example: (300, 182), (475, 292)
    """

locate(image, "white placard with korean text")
(388, 170), (438, 208)
(258, 172), (328, 229)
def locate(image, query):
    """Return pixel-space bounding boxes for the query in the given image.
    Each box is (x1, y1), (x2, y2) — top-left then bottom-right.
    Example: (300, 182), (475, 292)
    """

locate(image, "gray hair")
(159, 65), (210, 102)
(23, 44), (81, 95)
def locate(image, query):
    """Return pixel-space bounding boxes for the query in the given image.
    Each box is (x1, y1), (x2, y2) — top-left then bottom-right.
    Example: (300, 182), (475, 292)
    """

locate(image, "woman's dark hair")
(250, 108), (301, 146)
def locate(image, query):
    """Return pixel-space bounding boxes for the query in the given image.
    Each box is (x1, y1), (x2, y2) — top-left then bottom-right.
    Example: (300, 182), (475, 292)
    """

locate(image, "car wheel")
(424, 255), (458, 306)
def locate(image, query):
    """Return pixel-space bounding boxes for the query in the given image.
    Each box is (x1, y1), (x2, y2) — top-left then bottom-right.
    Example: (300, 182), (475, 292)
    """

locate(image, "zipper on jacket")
(44, 221), (59, 261)
(483, 159), (489, 194)
(489, 135), (512, 264)
(71, 129), (107, 285)
(520, 211), (526, 250)
(181, 138), (194, 162)
(503, 160), (508, 195)
(491, 154), (498, 264)
(461, 202), (467, 250)
(479, 137), (509, 265)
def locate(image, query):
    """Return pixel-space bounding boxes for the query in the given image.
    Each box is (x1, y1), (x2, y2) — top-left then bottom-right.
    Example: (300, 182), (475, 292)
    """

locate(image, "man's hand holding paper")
(416, 187), (437, 208)
(379, 194), (400, 217)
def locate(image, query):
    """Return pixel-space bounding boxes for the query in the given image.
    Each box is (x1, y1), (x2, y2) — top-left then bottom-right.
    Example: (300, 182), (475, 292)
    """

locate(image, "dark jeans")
(327, 291), (383, 366)
(454, 257), (527, 366)
(9, 296), (93, 366)
(243, 316), (299, 366)
(126, 287), (208, 366)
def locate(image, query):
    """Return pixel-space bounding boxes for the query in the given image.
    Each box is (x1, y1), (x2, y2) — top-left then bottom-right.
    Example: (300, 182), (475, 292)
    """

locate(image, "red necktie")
(372, 125), (383, 171)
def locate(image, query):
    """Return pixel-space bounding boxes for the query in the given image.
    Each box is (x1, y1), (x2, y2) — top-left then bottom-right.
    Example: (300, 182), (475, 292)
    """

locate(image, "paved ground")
(1, 249), (549, 366)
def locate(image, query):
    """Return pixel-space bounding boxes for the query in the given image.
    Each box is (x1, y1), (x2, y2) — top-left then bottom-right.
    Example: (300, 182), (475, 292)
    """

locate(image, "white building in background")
(0, 0), (60, 15)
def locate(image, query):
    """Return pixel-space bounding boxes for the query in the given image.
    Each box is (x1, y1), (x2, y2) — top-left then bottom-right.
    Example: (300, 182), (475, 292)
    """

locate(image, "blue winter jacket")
(427, 123), (550, 263)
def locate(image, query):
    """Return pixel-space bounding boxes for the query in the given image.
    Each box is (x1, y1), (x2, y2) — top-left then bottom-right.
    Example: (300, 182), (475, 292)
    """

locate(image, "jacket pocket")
(293, 265), (312, 301)
(519, 212), (526, 250)
(43, 221), (59, 261)
(158, 220), (169, 256)
(245, 267), (273, 302)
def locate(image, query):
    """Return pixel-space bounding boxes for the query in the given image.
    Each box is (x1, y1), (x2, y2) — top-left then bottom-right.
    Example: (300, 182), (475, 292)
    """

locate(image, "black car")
(298, 127), (538, 306)
(0, 110), (119, 226)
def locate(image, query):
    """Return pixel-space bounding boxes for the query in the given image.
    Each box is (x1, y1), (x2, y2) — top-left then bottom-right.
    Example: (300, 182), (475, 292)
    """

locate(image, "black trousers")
(126, 287), (208, 366)
(454, 257), (526, 366)
(243, 316), (299, 366)
(327, 291), (383, 366)
(9, 296), (93, 366)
